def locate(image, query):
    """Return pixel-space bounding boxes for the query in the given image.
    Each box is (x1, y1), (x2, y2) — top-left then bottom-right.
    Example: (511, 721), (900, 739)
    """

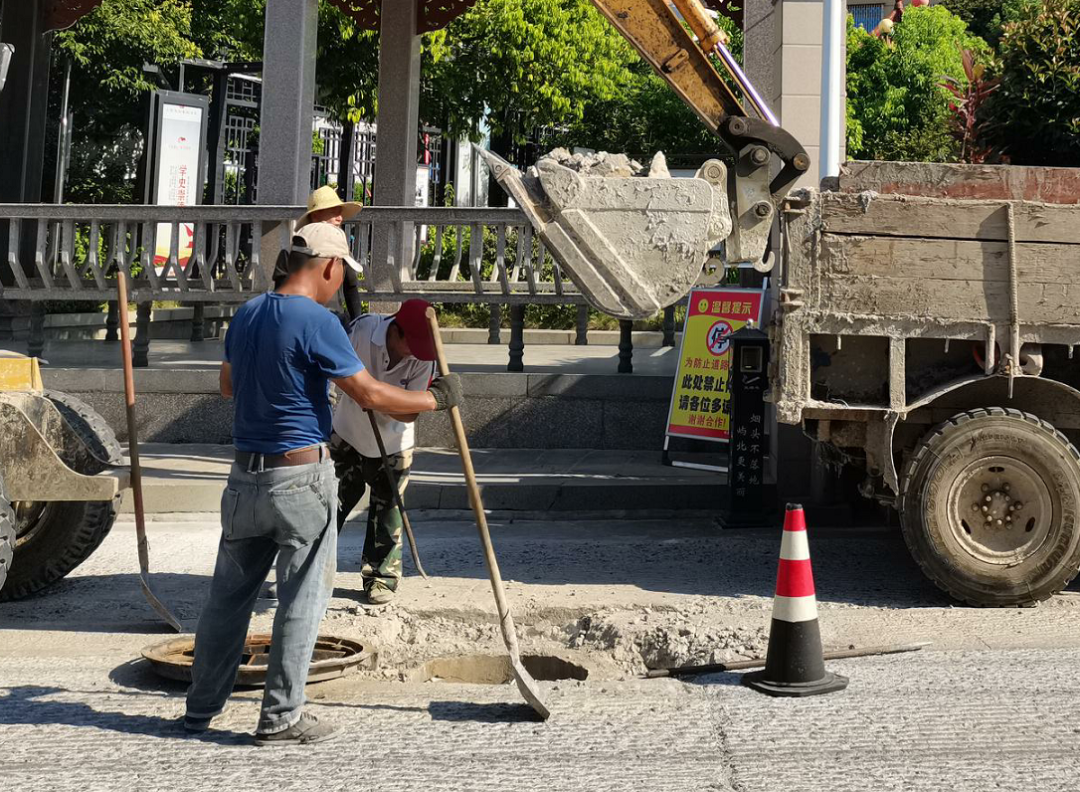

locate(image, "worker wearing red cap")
(330, 299), (439, 604)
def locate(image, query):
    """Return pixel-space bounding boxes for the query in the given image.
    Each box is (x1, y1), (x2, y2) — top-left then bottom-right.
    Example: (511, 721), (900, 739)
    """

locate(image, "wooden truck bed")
(771, 162), (1080, 430)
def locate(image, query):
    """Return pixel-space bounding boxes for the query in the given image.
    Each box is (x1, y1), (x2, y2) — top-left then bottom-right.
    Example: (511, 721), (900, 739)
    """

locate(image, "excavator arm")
(592, 0), (810, 202)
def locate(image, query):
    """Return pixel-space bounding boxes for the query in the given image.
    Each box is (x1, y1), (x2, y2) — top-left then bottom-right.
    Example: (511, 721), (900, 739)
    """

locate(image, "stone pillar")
(371, 0), (422, 305)
(133, 302), (152, 368)
(257, 0), (318, 285)
(662, 305), (676, 347)
(575, 305), (589, 346)
(508, 305), (525, 373)
(742, 0), (843, 189)
(0, 1), (52, 335)
(0, 0), (51, 204)
(617, 320), (634, 374)
(27, 303), (45, 358)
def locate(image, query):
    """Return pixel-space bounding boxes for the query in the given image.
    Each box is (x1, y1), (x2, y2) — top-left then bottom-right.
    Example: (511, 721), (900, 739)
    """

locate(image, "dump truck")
(485, 0), (1080, 606)
(0, 352), (129, 599)
(771, 163), (1080, 606)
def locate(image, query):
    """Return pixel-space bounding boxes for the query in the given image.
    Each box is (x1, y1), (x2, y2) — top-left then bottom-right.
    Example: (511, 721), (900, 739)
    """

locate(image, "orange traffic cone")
(743, 504), (848, 697)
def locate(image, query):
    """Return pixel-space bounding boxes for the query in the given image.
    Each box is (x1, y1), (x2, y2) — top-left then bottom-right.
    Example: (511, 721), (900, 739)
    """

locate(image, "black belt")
(235, 444), (328, 471)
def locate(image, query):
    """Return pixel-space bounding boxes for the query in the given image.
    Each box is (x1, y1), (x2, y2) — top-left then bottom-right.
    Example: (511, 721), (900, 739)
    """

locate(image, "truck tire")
(0, 391), (123, 601)
(0, 476), (14, 595)
(899, 408), (1080, 606)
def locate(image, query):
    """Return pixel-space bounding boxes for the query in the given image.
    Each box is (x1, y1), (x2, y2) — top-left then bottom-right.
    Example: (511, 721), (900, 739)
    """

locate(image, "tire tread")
(899, 407), (1080, 607)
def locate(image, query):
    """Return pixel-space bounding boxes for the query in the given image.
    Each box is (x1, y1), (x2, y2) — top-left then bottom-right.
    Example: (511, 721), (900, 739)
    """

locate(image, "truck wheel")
(0, 477), (14, 595)
(0, 391), (122, 601)
(900, 408), (1080, 606)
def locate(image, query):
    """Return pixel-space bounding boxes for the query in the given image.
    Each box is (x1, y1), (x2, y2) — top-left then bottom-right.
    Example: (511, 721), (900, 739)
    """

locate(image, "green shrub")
(985, 0), (1080, 166)
(846, 6), (990, 162)
(941, 0), (1040, 45)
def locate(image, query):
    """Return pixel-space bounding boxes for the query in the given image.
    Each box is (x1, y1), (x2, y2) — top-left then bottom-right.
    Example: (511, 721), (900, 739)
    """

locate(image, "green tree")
(422, 0), (637, 148)
(552, 14), (743, 167)
(54, 0), (201, 202)
(940, 0), (1038, 46)
(846, 5), (989, 162)
(985, 0), (1080, 166)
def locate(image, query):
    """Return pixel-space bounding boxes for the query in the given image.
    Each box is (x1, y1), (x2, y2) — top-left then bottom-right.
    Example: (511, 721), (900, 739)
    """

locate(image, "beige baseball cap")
(292, 222), (362, 272)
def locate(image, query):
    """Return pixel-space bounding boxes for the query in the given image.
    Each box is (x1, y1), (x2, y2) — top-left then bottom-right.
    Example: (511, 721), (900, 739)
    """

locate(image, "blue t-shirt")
(224, 292), (363, 453)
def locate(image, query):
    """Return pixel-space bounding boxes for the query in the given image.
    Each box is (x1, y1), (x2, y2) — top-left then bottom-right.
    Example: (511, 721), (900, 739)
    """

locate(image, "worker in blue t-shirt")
(184, 223), (461, 746)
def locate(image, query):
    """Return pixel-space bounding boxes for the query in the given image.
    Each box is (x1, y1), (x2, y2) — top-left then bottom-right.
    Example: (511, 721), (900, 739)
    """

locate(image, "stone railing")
(0, 204), (585, 304)
(0, 204), (672, 370)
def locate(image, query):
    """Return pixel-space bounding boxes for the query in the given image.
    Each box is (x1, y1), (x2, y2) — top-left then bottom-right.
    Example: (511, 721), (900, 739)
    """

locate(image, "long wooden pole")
(116, 274), (182, 632)
(643, 641), (931, 679)
(365, 409), (427, 579)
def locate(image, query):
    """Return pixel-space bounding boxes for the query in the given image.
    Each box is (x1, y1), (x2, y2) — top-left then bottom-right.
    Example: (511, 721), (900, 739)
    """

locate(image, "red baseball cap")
(393, 299), (437, 361)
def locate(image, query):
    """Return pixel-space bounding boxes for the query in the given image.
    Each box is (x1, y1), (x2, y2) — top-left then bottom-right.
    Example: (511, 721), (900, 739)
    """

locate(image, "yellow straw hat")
(296, 185), (362, 227)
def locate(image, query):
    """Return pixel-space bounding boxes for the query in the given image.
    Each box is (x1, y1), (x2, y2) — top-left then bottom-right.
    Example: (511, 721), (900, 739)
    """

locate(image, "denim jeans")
(185, 456), (337, 735)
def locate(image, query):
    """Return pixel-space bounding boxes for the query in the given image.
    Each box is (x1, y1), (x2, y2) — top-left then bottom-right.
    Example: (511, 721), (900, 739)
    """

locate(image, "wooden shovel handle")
(425, 307), (520, 654)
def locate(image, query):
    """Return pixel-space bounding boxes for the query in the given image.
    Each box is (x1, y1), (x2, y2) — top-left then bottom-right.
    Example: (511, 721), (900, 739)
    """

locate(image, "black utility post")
(720, 324), (773, 527)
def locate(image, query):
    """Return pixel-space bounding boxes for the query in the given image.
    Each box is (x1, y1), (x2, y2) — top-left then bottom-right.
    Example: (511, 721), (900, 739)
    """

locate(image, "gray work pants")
(185, 456), (337, 734)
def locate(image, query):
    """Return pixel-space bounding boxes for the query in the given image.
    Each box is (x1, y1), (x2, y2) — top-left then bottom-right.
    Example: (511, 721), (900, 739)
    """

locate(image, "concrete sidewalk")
(122, 444), (719, 514)
(8, 338), (680, 376)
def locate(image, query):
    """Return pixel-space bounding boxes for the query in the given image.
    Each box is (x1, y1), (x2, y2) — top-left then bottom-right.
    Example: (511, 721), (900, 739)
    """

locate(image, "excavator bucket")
(479, 148), (732, 320)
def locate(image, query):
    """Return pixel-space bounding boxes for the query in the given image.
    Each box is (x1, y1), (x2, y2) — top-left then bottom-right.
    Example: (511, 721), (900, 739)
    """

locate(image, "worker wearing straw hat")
(296, 185), (364, 320)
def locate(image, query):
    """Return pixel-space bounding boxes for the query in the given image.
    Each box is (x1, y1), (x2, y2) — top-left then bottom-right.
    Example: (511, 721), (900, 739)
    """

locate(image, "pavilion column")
(0, 0), (53, 343)
(371, 0), (421, 309)
(257, 0), (319, 285)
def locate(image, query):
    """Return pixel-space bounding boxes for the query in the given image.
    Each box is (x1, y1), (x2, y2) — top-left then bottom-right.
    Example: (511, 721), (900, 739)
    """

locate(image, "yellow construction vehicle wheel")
(0, 391), (123, 601)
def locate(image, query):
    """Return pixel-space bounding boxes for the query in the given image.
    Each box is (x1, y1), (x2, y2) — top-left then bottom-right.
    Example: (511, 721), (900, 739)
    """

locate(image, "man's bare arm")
(219, 362), (233, 398)
(334, 369), (437, 414)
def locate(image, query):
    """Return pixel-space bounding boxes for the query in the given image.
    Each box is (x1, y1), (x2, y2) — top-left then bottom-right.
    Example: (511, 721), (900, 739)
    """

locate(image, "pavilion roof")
(327, 1), (479, 33)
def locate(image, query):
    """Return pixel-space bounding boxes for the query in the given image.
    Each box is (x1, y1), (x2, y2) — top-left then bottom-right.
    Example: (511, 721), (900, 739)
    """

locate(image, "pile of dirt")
(539, 148), (671, 179)
(563, 608), (769, 674)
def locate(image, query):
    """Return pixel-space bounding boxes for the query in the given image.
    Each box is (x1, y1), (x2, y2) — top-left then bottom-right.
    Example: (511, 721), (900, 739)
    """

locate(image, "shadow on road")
(0, 685), (248, 744)
(427, 700), (544, 723)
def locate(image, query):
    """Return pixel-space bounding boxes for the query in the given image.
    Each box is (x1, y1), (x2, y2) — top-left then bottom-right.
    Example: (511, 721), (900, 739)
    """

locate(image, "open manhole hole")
(411, 654), (588, 684)
(141, 633), (374, 687)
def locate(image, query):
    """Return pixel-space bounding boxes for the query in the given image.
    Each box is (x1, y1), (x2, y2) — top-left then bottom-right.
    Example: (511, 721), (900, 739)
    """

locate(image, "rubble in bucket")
(479, 146), (732, 321)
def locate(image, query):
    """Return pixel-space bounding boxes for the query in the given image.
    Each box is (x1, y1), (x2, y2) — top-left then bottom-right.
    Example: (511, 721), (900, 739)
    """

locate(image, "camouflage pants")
(329, 433), (412, 593)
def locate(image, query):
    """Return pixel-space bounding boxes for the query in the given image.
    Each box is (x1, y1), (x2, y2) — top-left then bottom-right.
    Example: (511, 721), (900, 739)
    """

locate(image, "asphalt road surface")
(2, 515), (1078, 791)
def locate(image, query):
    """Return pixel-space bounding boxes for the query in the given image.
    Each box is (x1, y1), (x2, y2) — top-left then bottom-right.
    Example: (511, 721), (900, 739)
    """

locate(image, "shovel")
(116, 273), (182, 632)
(364, 410), (428, 579)
(425, 307), (550, 720)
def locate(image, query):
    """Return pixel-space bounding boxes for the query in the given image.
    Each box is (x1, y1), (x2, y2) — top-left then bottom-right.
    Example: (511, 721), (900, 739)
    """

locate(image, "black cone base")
(741, 618), (848, 697)
(742, 669), (849, 698)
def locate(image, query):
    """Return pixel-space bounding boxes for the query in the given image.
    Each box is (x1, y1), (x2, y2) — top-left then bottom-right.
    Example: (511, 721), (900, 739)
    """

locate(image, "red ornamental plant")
(940, 47), (1006, 164)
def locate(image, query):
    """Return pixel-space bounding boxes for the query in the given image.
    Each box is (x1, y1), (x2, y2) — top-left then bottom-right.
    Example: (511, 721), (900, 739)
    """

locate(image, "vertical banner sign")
(151, 92), (208, 275)
(665, 287), (765, 442)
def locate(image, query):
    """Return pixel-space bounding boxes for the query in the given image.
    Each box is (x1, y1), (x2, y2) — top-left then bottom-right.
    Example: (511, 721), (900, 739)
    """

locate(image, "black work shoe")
(183, 715), (213, 733)
(253, 713), (339, 746)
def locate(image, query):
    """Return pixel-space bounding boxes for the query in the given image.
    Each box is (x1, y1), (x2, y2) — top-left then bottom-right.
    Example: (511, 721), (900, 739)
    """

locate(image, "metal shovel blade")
(510, 653), (551, 720)
(479, 148), (731, 320)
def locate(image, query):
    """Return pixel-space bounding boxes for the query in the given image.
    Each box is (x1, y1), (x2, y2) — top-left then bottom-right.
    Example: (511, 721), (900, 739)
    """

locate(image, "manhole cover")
(141, 633), (375, 687)
(411, 654), (588, 684)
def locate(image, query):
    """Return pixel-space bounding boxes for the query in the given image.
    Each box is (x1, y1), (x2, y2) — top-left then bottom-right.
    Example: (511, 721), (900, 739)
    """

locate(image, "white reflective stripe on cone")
(779, 529), (810, 561)
(771, 594), (819, 623)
